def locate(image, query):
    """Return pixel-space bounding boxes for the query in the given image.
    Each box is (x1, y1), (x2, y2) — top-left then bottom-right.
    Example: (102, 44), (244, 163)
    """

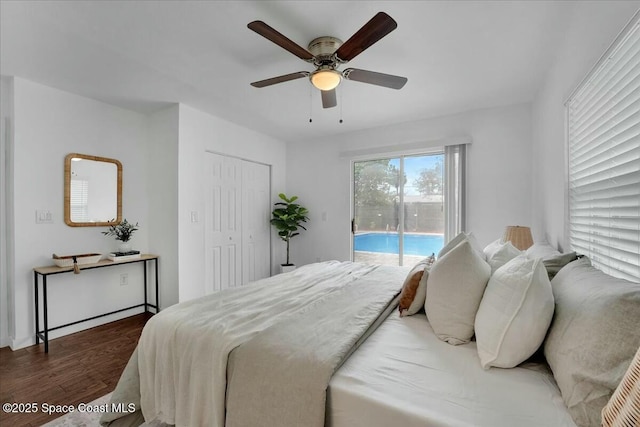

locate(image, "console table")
(33, 254), (159, 353)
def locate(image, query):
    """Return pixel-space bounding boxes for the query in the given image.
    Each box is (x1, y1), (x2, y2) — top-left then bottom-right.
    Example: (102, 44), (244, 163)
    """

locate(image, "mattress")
(327, 311), (577, 427)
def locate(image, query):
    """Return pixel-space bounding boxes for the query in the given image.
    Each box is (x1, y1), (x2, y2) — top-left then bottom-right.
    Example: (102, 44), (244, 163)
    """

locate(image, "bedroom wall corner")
(531, 1), (640, 251)
(8, 77), (151, 349)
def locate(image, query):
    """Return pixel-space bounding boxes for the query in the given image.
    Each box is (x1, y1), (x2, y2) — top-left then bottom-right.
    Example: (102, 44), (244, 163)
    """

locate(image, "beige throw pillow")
(475, 255), (554, 369)
(426, 239), (491, 345)
(541, 251), (578, 281)
(398, 260), (429, 316)
(544, 258), (640, 426)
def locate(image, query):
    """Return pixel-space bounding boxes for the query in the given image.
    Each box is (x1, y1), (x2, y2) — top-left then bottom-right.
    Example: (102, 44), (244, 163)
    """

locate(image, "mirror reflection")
(64, 153), (122, 227)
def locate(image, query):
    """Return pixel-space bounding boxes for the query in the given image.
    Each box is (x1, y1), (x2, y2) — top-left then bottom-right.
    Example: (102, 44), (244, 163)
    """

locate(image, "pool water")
(354, 233), (444, 256)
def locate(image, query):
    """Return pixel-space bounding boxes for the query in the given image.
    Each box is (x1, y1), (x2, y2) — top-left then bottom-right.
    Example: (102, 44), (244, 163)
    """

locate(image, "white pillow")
(438, 232), (484, 260)
(482, 238), (503, 260)
(426, 239), (491, 345)
(525, 241), (561, 259)
(475, 255), (554, 369)
(487, 241), (521, 274)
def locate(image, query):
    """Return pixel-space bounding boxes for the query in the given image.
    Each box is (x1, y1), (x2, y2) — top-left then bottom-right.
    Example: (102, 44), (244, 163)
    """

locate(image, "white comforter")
(104, 261), (403, 427)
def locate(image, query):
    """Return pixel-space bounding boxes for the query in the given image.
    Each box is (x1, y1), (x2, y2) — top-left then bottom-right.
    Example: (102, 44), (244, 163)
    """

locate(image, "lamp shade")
(502, 226), (533, 251)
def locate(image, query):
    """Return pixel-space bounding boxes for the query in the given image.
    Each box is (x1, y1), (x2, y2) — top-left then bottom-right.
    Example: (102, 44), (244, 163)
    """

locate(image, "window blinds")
(567, 15), (640, 282)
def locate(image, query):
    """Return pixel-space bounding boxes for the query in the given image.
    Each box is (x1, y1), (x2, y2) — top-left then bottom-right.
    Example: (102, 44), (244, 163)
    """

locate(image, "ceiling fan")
(248, 12), (408, 109)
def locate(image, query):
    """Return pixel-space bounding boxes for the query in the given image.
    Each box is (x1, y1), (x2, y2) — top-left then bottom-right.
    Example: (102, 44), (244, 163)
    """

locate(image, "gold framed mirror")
(64, 153), (122, 227)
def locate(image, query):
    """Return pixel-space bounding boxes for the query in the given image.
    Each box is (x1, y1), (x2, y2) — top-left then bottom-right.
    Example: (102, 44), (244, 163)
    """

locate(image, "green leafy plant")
(271, 193), (309, 266)
(101, 219), (139, 242)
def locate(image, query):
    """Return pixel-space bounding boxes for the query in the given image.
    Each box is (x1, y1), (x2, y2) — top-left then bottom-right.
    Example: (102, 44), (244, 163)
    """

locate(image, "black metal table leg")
(155, 258), (159, 312)
(34, 272), (39, 345)
(43, 275), (49, 353)
(143, 260), (148, 312)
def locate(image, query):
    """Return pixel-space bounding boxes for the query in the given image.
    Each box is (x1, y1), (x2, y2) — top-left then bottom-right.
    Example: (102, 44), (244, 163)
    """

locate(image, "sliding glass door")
(352, 153), (446, 266)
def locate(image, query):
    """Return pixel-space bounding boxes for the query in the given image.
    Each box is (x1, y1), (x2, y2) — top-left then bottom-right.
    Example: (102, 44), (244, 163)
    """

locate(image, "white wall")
(1, 81), (288, 347)
(0, 76), (12, 348)
(8, 77), (151, 349)
(147, 105), (180, 310)
(287, 103), (532, 266)
(532, 2), (639, 250)
(176, 104), (287, 302)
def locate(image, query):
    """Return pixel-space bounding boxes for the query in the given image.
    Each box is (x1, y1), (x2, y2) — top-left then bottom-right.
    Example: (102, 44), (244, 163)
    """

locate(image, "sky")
(389, 154), (443, 195)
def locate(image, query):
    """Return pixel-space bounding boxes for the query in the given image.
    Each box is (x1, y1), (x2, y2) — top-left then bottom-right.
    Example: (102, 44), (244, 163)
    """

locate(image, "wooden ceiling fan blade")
(343, 68), (407, 89)
(334, 12), (397, 62)
(248, 21), (315, 62)
(251, 72), (309, 88)
(321, 89), (337, 109)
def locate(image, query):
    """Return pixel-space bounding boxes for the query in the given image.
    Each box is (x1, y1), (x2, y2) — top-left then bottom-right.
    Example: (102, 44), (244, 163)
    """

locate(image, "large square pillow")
(486, 241), (521, 274)
(482, 238), (503, 260)
(540, 251), (578, 281)
(475, 255), (554, 369)
(398, 260), (429, 316)
(525, 241), (561, 259)
(437, 231), (484, 260)
(426, 239), (491, 345)
(544, 257), (640, 427)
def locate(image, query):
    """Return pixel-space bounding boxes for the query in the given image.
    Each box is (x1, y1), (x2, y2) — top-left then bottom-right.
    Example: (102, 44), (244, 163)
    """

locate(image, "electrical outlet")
(120, 273), (128, 286)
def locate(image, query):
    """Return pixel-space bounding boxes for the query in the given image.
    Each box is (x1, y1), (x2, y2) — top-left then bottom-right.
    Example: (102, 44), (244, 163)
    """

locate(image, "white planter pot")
(280, 264), (296, 274)
(118, 241), (132, 253)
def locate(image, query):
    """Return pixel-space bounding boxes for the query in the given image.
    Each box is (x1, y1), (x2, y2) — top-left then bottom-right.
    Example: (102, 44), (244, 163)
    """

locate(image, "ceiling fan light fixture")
(310, 69), (341, 91)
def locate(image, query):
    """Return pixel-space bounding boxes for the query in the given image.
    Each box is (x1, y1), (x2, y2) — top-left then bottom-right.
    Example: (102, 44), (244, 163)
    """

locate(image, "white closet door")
(242, 160), (271, 284)
(205, 153), (242, 293)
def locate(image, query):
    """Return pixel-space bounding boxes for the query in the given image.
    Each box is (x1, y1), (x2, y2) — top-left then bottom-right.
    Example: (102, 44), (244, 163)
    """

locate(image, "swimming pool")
(354, 233), (444, 256)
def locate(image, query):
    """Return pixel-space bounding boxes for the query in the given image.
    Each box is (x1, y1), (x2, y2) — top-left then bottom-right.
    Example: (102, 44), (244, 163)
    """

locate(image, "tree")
(354, 160), (393, 207)
(414, 158), (443, 196)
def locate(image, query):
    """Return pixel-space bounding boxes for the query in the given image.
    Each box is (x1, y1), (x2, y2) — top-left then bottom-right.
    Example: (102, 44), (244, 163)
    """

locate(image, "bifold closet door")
(205, 153), (242, 293)
(242, 160), (271, 284)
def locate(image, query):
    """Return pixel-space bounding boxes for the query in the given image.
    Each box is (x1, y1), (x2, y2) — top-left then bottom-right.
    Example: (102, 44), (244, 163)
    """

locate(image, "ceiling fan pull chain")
(309, 84), (313, 123)
(339, 87), (344, 124)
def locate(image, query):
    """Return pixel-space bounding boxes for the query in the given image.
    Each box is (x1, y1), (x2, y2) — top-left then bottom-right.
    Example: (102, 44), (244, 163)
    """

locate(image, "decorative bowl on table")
(52, 253), (102, 268)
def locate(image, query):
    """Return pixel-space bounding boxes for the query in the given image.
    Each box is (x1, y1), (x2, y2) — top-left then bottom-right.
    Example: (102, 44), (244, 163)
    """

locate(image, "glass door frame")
(350, 148), (445, 266)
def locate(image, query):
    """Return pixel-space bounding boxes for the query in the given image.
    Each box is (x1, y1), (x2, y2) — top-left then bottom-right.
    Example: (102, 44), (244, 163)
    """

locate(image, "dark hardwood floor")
(0, 313), (152, 427)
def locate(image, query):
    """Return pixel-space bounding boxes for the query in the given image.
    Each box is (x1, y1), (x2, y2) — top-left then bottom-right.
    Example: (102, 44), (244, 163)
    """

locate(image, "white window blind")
(567, 14), (640, 283)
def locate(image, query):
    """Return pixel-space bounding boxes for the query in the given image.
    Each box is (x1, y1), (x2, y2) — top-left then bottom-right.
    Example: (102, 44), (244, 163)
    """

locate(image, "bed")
(327, 311), (574, 427)
(101, 249), (639, 427)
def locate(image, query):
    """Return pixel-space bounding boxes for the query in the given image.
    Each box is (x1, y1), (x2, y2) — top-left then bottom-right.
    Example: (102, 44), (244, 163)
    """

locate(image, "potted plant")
(101, 219), (139, 254)
(271, 193), (309, 273)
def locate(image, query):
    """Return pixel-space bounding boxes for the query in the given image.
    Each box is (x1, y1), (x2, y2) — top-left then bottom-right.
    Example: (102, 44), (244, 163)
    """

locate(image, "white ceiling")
(1, 0), (580, 143)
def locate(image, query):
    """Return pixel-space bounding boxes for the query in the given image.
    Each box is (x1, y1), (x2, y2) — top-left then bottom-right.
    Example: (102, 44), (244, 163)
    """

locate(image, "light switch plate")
(36, 210), (53, 224)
